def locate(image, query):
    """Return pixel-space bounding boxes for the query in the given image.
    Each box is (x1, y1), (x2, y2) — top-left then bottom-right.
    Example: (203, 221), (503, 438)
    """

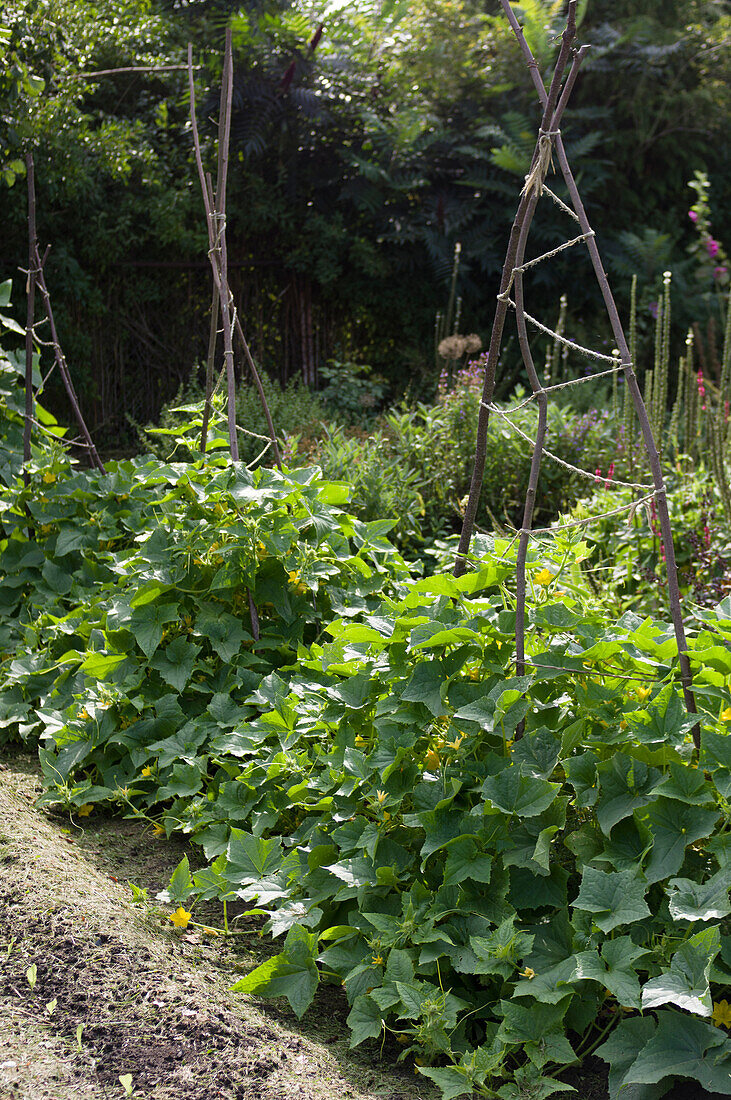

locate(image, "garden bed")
(0, 751), (429, 1100)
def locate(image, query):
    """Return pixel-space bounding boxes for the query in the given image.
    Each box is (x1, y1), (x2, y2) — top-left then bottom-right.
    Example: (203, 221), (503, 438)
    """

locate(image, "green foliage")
(316, 361), (388, 426)
(17, 512), (731, 1099)
(0, 279), (68, 488)
(293, 422), (426, 547)
(138, 371), (328, 467)
(9, 0), (724, 434)
(4, 335), (731, 1097)
(174, 553), (731, 1100)
(567, 471), (731, 615)
(310, 365), (624, 547)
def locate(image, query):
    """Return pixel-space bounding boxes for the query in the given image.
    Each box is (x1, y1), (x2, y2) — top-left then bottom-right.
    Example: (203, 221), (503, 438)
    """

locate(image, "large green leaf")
(595, 1015), (658, 1097)
(622, 1010), (731, 1093)
(401, 660), (448, 715)
(482, 768), (559, 818)
(594, 754), (662, 835)
(572, 867), (650, 933)
(565, 752), (599, 808)
(641, 927), (720, 1015)
(130, 602), (179, 658)
(150, 636), (201, 691)
(497, 999), (574, 1069)
(226, 829), (284, 884)
(657, 762), (714, 805)
(572, 937), (648, 1009)
(385, 948), (414, 983)
(230, 953), (318, 1018)
(157, 854), (193, 905)
(503, 824), (558, 876)
(194, 608), (248, 662)
(442, 837), (492, 887)
(641, 797), (719, 884)
(626, 684), (698, 748)
(346, 994), (384, 1045)
(666, 872), (731, 922)
(511, 727), (560, 779)
(417, 1066), (472, 1100)
(700, 730), (731, 798)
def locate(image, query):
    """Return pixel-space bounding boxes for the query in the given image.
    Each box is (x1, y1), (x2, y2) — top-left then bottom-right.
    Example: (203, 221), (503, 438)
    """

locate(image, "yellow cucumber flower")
(169, 907), (192, 929)
(424, 749), (441, 770)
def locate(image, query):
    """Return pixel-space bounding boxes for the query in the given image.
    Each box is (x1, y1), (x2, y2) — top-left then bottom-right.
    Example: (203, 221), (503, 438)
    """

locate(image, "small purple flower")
(714, 265), (728, 280)
(648, 301), (659, 319)
(707, 239), (720, 258)
(688, 210), (698, 223)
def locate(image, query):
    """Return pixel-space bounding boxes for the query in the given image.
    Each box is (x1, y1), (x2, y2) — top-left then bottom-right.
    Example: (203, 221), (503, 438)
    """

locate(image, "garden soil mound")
(0, 752), (427, 1100)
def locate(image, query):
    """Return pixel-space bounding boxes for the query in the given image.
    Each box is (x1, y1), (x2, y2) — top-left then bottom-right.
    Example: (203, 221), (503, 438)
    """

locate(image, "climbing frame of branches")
(187, 34), (281, 469)
(22, 153), (106, 477)
(454, 0), (699, 745)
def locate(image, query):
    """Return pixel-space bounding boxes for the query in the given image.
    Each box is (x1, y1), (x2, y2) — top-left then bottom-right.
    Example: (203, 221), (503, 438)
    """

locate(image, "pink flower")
(714, 265), (728, 280)
(604, 462), (615, 489)
(707, 239), (720, 258)
(697, 370), (705, 397)
(595, 467), (602, 483)
(688, 210), (698, 223)
(704, 526), (711, 548)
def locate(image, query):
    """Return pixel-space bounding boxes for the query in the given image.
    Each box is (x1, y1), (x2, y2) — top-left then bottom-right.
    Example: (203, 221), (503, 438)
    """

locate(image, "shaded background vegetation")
(1, 0), (729, 443)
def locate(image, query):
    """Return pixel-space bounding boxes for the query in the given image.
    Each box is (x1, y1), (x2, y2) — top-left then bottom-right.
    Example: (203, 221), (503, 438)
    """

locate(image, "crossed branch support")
(23, 154), (106, 477)
(454, 1), (698, 746)
(187, 36), (281, 469)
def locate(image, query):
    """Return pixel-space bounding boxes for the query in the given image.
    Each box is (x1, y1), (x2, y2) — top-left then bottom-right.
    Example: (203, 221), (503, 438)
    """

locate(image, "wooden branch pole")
(23, 154), (37, 486)
(215, 30), (239, 462)
(456, 0), (698, 744)
(33, 245), (106, 473)
(200, 281), (219, 453)
(187, 43), (282, 468)
(62, 64), (202, 82)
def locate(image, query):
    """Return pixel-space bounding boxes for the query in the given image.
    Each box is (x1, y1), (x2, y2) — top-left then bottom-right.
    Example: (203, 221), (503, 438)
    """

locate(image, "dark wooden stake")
(23, 154), (37, 486)
(215, 30), (238, 462)
(33, 244), (106, 473)
(200, 281), (219, 454)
